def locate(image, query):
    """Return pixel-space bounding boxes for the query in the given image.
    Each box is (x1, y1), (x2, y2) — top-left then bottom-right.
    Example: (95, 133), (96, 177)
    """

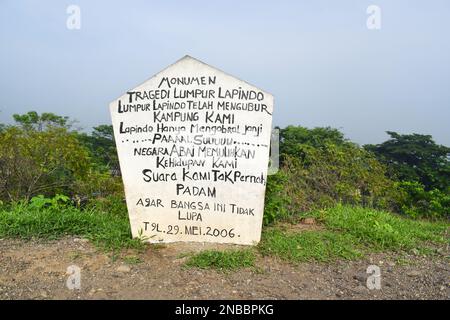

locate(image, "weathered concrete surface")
(110, 56), (273, 245)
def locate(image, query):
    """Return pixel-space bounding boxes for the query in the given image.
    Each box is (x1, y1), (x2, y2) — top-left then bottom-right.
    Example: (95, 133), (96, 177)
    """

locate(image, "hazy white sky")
(1, 0), (449, 145)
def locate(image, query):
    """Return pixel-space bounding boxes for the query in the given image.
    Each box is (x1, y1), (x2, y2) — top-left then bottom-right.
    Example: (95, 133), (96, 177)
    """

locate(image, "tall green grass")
(0, 202), (143, 251)
(258, 205), (449, 263)
(312, 205), (448, 250)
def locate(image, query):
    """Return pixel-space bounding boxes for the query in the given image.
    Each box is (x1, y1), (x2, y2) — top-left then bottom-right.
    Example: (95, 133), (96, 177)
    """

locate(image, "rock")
(73, 238), (89, 243)
(302, 217), (316, 225)
(406, 270), (421, 277)
(173, 257), (188, 264)
(88, 288), (104, 296)
(354, 272), (368, 283)
(116, 265), (131, 273)
(354, 285), (367, 293)
(40, 290), (48, 298)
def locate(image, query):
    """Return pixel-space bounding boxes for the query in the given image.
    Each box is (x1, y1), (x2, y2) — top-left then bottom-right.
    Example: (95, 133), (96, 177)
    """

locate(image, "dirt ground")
(0, 237), (449, 300)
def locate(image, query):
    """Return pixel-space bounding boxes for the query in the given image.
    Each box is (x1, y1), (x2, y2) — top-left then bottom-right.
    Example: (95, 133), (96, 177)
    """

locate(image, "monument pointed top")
(111, 55), (272, 103)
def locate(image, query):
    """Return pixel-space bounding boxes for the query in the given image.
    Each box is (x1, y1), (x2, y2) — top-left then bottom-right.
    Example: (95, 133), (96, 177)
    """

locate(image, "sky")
(1, 0), (449, 146)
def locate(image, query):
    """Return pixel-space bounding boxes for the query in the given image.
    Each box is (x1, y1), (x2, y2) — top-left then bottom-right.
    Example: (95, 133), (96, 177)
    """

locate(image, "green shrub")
(264, 143), (397, 221)
(29, 194), (70, 210)
(86, 194), (128, 217)
(263, 171), (291, 225)
(0, 126), (92, 201)
(279, 125), (348, 158)
(393, 181), (450, 219)
(73, 170), (124, 201)
(0, 112), (121, 203)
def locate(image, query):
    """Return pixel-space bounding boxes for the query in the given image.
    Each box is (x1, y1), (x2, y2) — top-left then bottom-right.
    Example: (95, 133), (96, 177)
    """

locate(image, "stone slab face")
(109, 56), (273, 245)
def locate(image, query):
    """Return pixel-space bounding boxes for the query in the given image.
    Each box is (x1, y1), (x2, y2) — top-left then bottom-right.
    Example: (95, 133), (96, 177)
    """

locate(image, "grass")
(311, 205), (449, 250)
(123, 255), (143, 264)
(0, 201), (448, 268)
(0, 203), (144, 251)
(184, 249), (255, 271)
(258, 229), (362, 262)
(259, 205), (449, 263)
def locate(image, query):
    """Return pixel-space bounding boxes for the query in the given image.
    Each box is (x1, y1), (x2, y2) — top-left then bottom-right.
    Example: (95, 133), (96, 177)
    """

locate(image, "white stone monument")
(110, 56), (273, 245)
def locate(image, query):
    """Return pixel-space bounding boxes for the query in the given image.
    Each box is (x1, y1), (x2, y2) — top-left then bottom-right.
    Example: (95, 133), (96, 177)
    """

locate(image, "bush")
(264, 143), (397, 222)
(393, 181), (450, 219)
(85, 194), (128, 217)
(263, 171), (291, 225)
(279, 125), (348, 159)
(76, 125), (120, 174)
(262, 125), (401, 223)
(0, 115), (122, 203)
(72, 170), (124, 202)
(28, 194), (71, 210)
(0, 126), (92, 201)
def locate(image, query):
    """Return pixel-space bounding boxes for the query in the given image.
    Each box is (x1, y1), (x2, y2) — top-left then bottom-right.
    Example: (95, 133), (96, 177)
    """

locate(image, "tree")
(262, 125), (397, 223)
(279, 125), (350, 161)
(0, 125), (91, 201)
(13, 111), (71, 131)
(0, 112), (125, 202)
(365, 132), (450, 191)
(76, 125), (120, 175)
